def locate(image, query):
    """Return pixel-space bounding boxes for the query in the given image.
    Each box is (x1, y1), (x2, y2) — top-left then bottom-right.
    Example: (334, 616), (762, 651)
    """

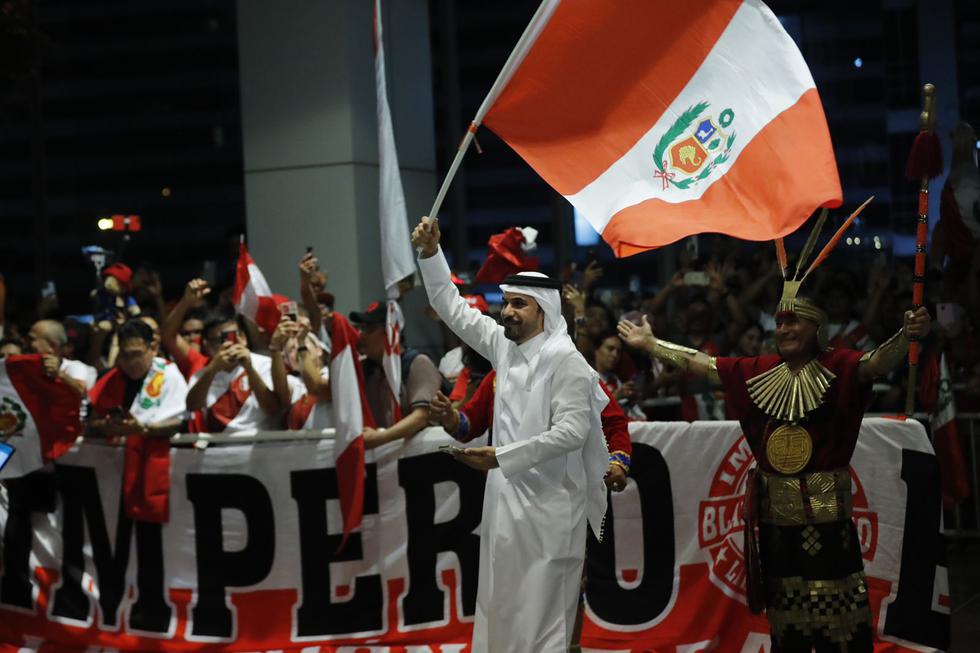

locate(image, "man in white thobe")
(413, 218), (609, 653)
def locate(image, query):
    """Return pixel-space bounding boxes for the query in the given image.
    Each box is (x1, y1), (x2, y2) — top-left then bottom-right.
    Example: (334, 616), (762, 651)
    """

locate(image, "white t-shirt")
(298, 366), (334, 430)
(190, 352), (304, 434)
(60, 358), (97, 391)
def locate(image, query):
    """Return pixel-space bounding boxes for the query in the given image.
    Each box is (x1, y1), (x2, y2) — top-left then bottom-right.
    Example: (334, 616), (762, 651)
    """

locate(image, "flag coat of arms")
(0, 355), (82, 479)
(481, 0), (842, 256)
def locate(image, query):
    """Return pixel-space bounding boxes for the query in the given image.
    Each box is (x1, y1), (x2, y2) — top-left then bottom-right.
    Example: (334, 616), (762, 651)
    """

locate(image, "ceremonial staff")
(904, 83), (943, 416)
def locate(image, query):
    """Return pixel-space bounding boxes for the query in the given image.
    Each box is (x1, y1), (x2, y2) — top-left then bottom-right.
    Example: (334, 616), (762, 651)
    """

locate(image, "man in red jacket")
(429, 369), (632, 492)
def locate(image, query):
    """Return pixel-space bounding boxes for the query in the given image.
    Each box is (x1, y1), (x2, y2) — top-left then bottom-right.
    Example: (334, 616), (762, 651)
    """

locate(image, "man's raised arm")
(412, 217), (505, 364)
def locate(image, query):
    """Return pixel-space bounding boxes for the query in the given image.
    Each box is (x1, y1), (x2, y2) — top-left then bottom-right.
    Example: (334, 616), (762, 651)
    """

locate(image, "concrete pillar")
(236, 0), (438, 344)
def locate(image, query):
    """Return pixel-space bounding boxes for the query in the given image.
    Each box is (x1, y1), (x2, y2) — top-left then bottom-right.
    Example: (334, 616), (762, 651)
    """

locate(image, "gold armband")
(652, 339), (719, 382)
(859, 329), (908, 376)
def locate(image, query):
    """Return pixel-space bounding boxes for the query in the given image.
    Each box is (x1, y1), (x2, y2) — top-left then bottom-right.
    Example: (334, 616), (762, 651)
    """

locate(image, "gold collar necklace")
(746, 358), (835, 422)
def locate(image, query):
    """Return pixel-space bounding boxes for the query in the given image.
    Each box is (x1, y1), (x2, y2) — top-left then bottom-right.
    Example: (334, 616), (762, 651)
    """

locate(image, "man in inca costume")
(618, 213), (930, 653)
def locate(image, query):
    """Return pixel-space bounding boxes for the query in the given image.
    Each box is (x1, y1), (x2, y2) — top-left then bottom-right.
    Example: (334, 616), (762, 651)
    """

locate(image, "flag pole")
(903, 83), (942, 418)
(424, 0), (559, 226)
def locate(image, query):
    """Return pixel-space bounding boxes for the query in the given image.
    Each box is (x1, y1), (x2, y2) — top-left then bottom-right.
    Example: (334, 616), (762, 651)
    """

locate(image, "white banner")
(0, 420), (948, 652)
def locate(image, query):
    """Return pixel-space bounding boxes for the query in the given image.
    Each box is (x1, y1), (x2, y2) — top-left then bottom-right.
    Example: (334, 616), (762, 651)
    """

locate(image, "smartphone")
(201, 260), (217, 287)
(0, 441), (15, 472)
(305, 246), (314, 254)
(683, 271), (710, 286)
(438, 444), (466, 456)
(280, 300), (299, 321)
(223, 329), (238, 344)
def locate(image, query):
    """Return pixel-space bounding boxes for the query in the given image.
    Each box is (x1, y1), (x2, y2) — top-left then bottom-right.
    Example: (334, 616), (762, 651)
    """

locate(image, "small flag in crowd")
(930, 353), (971, 508)
(480, 0), (842, 256)
(330, 313), (376, 551)
(0, 355), (82, 479)
(233, 241), (288, 335)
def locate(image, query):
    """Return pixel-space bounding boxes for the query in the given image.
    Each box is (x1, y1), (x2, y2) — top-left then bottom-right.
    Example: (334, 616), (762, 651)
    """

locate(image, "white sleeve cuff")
(495, 440), (532, 479)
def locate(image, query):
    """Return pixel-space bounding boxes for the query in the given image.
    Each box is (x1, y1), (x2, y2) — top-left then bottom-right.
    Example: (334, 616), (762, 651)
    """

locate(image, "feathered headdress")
(773, 196), (875, 329)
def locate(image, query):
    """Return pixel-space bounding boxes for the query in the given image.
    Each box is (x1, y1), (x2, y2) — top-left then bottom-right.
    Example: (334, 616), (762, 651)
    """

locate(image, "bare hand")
(231, 343), (252, 368)
(41, 354), (60, 378)
(411, 217), (441, 258)
(604, 464), (628, 492)
(613, 381), (636, 402)
(270, 317), (300, 351)
(299, 253), (320, 279)
(428, 391), (459, 431)
(563, 284), (586, 316)
(583, 260), (603, 289)
(453, 445), (498, 471)
(210, 342), (239, 372)
(617, 315), (656, 352)
(184, 278), (210, 303)
(105, 415), (145, 437)
(904, 307), (931, 340)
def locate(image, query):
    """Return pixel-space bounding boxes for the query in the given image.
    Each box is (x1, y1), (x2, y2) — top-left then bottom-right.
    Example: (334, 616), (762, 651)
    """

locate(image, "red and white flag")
(0, 355), (82, 479)
(330, 313), (376, 550)
(478, 0), (841, 256)
(930, 353), (971, 508)
(233, 241), (286, 335)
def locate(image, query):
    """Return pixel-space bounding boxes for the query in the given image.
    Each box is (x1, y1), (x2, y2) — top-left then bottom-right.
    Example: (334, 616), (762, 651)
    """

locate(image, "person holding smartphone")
(185, 312), (289, 433)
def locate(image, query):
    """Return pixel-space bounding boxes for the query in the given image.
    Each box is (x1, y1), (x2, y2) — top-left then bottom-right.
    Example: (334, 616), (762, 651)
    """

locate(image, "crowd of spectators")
(0, 121), (977, 448)
(0, 230), (975, 446)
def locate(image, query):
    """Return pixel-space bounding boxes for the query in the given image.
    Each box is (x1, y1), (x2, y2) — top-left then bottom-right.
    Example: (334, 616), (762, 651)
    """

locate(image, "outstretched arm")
(413, 217), (507, 364)
(617, 315), (720, 385)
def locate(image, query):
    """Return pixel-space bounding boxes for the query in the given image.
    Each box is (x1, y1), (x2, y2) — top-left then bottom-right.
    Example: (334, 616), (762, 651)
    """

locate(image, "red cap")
(102, 263), (133, 291)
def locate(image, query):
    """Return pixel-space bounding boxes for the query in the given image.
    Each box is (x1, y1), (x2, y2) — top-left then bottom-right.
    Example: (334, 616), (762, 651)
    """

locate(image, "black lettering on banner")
(186, 473), (275, 639)
(0, 469), (58, 609)
(398, 453), (484, 626)
(290, 463), (382, 637)
(882, 449), (950, 649)
(585, 442), (676, 625)
(49, 465), (170, 633)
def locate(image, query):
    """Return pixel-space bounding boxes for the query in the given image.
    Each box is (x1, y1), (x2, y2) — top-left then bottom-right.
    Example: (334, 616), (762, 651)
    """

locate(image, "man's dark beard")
(503, 319), (524, 341)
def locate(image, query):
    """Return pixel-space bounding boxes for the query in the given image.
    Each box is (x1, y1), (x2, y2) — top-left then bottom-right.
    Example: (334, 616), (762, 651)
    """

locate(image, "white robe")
(419, 248), (607, 653)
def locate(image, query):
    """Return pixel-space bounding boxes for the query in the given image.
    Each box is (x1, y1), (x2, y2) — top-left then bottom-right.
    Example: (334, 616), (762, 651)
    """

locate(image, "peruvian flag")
(479, 0), (841, 256)
(930, 353), (971, 508)
(0, 355), (82, 479)
(330, 313), (376, 551)
(233, 241), (287, 335)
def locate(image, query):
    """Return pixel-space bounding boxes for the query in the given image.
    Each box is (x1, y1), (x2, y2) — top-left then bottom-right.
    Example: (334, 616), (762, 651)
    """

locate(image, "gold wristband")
(652, 339), (717, 373)
(859, 329), (908, 373)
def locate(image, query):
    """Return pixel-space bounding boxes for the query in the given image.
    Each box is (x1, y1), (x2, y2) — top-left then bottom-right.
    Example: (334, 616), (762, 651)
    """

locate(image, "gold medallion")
(766, 425), (812, 474)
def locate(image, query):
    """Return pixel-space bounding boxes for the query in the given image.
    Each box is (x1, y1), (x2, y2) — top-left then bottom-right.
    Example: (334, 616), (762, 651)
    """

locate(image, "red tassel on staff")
(904, 83), (943, 417)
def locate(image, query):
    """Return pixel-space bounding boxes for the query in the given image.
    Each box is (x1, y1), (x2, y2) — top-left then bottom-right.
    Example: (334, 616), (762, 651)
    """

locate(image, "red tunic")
(715, 348), (872, 474)
(456, 370), (632, 456)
